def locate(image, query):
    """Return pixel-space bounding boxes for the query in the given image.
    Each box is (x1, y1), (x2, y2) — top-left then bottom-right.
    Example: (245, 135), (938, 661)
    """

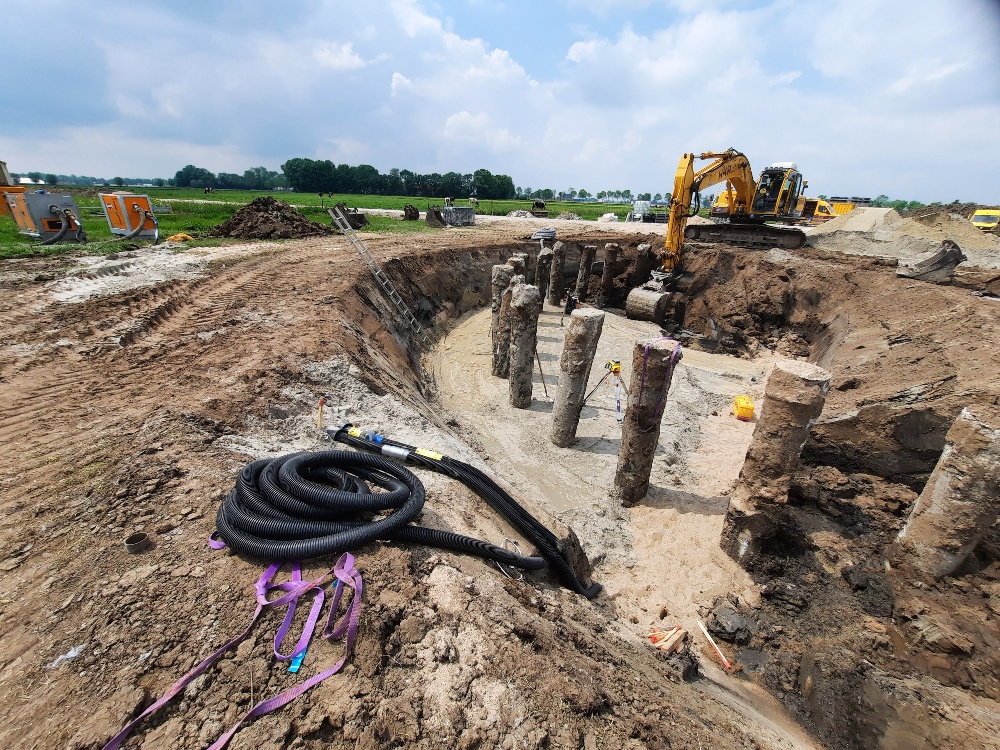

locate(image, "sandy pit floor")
(431, 304), (772, 628)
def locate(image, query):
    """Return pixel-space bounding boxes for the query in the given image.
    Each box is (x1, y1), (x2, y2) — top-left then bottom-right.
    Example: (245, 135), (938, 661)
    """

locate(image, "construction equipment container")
(2, 190), (87, 244)
(100, 192), (160, 243)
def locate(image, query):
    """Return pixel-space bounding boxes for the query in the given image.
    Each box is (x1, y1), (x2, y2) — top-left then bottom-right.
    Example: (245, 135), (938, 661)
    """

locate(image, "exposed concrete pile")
(550, 309), (605, 446)
(211, 197), (335, 240)
(612, 337), (683, 506)
(894, 407), (1000, 578)
(721, 360), (831, 568)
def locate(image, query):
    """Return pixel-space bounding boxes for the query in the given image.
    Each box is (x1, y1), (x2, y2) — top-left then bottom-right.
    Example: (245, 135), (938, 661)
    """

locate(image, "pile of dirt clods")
(211, 197), (335, 240)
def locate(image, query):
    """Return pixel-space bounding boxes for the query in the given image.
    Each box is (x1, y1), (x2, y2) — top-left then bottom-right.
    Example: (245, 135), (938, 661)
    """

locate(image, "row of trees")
(173, 165), (286, 191)
(279, 159), (516, 199)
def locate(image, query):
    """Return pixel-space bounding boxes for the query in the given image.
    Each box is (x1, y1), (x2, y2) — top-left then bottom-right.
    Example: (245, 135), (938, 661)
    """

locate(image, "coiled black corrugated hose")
(215, 449), (553, 578)
(330, 426), (602, 599)
(215, 429), (602, 598)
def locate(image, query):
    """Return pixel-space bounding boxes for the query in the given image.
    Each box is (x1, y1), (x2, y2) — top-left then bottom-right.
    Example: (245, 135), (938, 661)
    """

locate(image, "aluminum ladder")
(329, 206), (427, 343)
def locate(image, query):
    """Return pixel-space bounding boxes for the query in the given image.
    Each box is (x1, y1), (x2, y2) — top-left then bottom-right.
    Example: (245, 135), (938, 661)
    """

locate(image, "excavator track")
(684, 221), (806, 249)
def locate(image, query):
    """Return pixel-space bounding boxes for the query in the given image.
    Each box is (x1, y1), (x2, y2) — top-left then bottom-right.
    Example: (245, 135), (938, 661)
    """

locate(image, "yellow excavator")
(659, 148), (807, 276)
(626, 148), (808, 324)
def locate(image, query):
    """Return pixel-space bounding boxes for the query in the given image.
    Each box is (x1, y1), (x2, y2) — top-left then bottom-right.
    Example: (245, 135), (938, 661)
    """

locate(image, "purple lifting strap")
(102, 553), (363, 750)
(636, 336), (682, 417)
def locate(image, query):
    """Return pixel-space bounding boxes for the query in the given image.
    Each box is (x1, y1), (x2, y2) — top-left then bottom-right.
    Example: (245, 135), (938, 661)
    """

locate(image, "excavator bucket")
(425, 205), (447, 228)
(330, 202), (369, 230)
(896, 240), (966, 284)
(402, 204), (419, 221)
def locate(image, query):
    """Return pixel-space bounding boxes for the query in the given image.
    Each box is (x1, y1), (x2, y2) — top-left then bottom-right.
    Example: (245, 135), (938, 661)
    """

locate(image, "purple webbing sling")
(102, 553), (363, 750)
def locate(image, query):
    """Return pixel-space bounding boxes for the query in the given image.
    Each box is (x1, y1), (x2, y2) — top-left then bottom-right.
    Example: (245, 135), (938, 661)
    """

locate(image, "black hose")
(330, 427), (602, 599)
(121, 205), (159, 244)
(122, 207), (148, 240)
(215, 450), (548, 572)
(39, 206), (69, 246)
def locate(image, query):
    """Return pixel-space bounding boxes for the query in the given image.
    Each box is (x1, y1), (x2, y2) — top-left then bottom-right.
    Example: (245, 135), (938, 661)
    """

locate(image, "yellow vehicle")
(658, 149), (807, 277)
(969, 209), (1000, 232)
(711, 192), (836, 224)
(828, 197), (872, 215)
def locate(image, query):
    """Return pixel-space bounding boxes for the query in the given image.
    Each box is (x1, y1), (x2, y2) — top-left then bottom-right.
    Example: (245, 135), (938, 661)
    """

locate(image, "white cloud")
(443, 111), (522, 149)
(391, 0), (443, 37)
(390, 72), (413, 95)
(313, 42), (367, 70)
(319, 137), (369, 163)
(889, 60), (969, 94)
(463, 49), (529, 82)
(0, 126), (255, 177)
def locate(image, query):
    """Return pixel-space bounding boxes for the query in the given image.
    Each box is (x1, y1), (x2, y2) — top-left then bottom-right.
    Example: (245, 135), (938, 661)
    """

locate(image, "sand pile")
(211, 196), (335, 240)
(904, 202), (983, 220)
(810, 207), (901, 234)
(893, 210), (998, 251)
(809, 207), (1000, 266)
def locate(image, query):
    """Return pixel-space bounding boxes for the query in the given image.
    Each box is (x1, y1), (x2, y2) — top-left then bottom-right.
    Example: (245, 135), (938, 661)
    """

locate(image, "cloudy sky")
(3, 0), (998, 203)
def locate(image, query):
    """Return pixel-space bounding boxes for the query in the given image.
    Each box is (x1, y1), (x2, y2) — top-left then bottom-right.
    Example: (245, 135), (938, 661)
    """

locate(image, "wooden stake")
(697, 619), (732, 670)
(535, 350), (549, 398)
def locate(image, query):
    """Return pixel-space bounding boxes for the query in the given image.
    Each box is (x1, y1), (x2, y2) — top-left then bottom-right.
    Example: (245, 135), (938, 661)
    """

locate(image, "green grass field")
(0, 188), (635, 259)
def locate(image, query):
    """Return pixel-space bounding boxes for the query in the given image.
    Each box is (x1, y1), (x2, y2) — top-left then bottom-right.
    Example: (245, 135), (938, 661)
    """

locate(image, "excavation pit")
(1, 213), (999, 750)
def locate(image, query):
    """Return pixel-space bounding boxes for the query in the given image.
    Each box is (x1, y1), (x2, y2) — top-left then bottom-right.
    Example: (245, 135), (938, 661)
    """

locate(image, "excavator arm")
(661, 149), (755, 274)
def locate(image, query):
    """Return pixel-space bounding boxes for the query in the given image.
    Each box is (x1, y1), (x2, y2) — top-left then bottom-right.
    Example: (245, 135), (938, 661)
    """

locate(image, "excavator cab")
(751, 163), (803, 219)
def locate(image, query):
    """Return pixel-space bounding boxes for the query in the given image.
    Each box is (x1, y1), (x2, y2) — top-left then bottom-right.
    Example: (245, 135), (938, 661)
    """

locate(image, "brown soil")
(211, 196), (335, 240)
(0, 218), (998, 749)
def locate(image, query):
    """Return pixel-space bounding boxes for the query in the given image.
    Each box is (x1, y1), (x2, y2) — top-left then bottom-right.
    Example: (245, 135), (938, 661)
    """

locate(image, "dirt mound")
(903, 202), (984, 220)
(892, 210), (999, 251)
(211, 196), (336, 239)
(555, 212), (581, 220)
(809, 205), (1000, 265)
(811, 207), (902, 234)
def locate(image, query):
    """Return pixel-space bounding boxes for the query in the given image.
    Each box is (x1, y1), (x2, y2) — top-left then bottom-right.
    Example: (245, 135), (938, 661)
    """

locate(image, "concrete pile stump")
(508, 283), (543, 408)
(550, 309), (606, 446)
(492, 273), (524, 378)
(611, 338), (683, 506)
(514, 252), (533, 284)
(575, 245), (597, 301)
(536, 248), (553, 304)
(632, 243), (659, 287)
(491, 264), (514, 344)
(720, 360), (831, 567)
(508, 254), (527, 278)
(547, 241), (567, 306)
(895, 407), (1000, 578)
(600, 243), (620, 304)
(625, 288), (670, 324)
